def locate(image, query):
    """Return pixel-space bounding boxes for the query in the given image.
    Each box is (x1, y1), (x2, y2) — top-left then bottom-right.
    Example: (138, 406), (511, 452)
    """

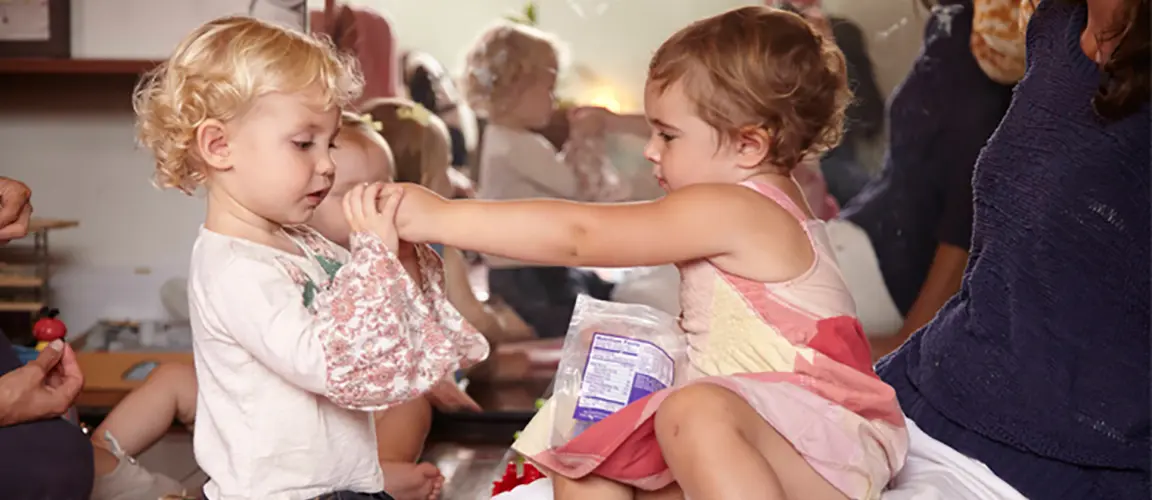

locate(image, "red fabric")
(310, 7), (399, 104)
(807, 316), (875, 377)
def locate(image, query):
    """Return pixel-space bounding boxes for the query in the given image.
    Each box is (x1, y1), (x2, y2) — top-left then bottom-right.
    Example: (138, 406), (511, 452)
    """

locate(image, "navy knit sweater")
(877, 1), (1151, 498)
(843, 0), (1012, 316)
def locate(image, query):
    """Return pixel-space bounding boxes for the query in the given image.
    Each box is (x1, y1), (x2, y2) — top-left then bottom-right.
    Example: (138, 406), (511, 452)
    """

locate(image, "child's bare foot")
(380, 461), (442, 500)
(428, 474), (444, 500)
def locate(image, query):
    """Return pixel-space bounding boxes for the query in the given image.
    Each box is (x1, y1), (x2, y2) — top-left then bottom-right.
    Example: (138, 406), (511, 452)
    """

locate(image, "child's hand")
(343, 182), (404, 252)
(392, 183), (448, 244)
(427, 378), (482, 412)
(570, 107), (610, 139)
(446, 168), (476, 199)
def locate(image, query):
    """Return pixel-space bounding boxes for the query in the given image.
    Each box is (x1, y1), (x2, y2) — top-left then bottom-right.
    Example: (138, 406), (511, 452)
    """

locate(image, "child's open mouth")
(305, 188), (330, 205)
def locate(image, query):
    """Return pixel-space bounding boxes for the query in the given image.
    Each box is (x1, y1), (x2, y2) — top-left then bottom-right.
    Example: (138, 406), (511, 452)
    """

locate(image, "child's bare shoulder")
(664, 183), (796, 223)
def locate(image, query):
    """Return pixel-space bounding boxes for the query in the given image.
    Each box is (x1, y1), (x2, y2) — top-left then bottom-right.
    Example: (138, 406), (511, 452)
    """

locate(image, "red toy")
(33, 307), (67, 351)
(520, 463), (544, 483)
(492, 461), (545, 496)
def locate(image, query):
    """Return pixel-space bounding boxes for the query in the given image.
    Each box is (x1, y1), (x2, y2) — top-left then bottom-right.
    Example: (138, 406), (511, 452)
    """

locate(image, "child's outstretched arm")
(394, 182), (780, 269)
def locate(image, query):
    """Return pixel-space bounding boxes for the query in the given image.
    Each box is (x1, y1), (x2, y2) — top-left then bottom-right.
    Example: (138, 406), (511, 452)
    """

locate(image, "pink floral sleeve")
(312, 231), (490, 411)
(563, 134), (631, 202)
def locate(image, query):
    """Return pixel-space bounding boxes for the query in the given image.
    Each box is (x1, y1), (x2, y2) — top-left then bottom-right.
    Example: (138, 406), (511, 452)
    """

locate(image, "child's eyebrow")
(294, 109), (342, 133)
(649, 118), (680, 132)
(293, 122), (326, 133)
(295, 119), (341, 137)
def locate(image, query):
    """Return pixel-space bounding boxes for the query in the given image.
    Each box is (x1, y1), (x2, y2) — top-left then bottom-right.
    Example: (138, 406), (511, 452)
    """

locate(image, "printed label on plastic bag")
(547, 295), (686, 448)
(572, 332), (675, 425)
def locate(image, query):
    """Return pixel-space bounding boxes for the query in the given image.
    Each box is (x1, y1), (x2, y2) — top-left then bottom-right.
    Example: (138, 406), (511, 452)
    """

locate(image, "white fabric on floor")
(492, 419), (1027, 500)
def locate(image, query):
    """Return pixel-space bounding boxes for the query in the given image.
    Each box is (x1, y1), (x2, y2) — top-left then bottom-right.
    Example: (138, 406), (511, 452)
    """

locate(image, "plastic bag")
(548, 295), (686, 448)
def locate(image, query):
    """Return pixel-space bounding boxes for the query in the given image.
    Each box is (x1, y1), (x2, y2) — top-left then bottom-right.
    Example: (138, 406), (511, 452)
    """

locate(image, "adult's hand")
(0, 177), (32, 244)
(0, 340), (84, 426)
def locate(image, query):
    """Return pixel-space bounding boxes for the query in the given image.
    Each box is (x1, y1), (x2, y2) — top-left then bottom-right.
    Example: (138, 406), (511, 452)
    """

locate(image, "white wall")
(319, 0), (751, 111)
(313, 0), (923, 111)
(823, 0), (923, 97)
(1, 76), (204, 333)
(2, 0), (925, 334)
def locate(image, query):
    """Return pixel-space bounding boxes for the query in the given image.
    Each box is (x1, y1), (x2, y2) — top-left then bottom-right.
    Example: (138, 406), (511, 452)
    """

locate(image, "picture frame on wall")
(0, 0), (70, 58)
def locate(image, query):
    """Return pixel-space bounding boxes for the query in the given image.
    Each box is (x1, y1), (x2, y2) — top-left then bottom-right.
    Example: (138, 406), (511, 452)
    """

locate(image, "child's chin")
(283, 209), (316, 226)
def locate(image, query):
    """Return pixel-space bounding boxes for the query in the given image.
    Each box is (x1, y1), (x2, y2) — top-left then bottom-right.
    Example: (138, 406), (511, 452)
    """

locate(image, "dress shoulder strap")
(739, 180), (809, 222)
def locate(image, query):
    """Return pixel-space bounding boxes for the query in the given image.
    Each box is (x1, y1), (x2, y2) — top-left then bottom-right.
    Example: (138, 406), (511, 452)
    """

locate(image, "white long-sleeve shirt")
(189, 226), (488, 500)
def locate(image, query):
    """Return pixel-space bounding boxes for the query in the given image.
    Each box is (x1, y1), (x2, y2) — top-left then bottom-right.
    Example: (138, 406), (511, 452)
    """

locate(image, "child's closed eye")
(658, 132), (676, 142)
(294, 140), (339, 151)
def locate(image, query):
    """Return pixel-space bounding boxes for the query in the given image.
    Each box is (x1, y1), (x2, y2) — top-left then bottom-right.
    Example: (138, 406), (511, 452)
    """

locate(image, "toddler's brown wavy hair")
(133, 16), (364, 194)
(648, 6), (851, 171)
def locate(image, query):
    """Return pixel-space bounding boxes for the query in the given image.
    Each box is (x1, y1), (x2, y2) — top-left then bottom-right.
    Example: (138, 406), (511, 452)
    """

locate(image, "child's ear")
(733, 127), (772, 169)
(195, 119), (232, 171)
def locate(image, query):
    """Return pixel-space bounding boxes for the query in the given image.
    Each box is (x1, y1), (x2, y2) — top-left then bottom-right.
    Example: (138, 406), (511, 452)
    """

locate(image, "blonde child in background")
(461, 22), (618, 338)
(312, 111), (480, 500)
(361, 97), (536, 347)
(133, 17), (488, 500)
(392, 6), (906, 500)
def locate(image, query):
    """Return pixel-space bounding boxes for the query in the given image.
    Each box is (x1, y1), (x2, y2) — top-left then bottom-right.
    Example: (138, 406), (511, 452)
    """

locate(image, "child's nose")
(643, 142), (660, 165)
(317, 156), (335, 176)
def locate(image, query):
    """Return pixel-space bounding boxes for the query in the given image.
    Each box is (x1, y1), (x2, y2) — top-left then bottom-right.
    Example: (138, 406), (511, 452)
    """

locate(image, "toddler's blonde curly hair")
(461, 22), (564, 117)
(134, 16), (364, 194)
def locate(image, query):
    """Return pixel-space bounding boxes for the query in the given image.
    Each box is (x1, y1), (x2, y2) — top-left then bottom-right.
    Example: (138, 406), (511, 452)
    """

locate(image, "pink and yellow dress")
(512, 181), (908, 499)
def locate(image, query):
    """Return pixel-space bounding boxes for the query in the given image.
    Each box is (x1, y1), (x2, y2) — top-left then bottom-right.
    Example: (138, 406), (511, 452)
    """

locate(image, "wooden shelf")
(0, 58), (159, 75)
(0, 275), (43, 288)
(29, 218), (79, 232)
(0, 301), (43, 312)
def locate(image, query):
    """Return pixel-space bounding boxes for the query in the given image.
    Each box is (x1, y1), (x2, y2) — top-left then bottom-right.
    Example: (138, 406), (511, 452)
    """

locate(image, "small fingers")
(343, 183), (365, 232)
(377, 186), (404, 220)
(360, 182), (385, 217)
